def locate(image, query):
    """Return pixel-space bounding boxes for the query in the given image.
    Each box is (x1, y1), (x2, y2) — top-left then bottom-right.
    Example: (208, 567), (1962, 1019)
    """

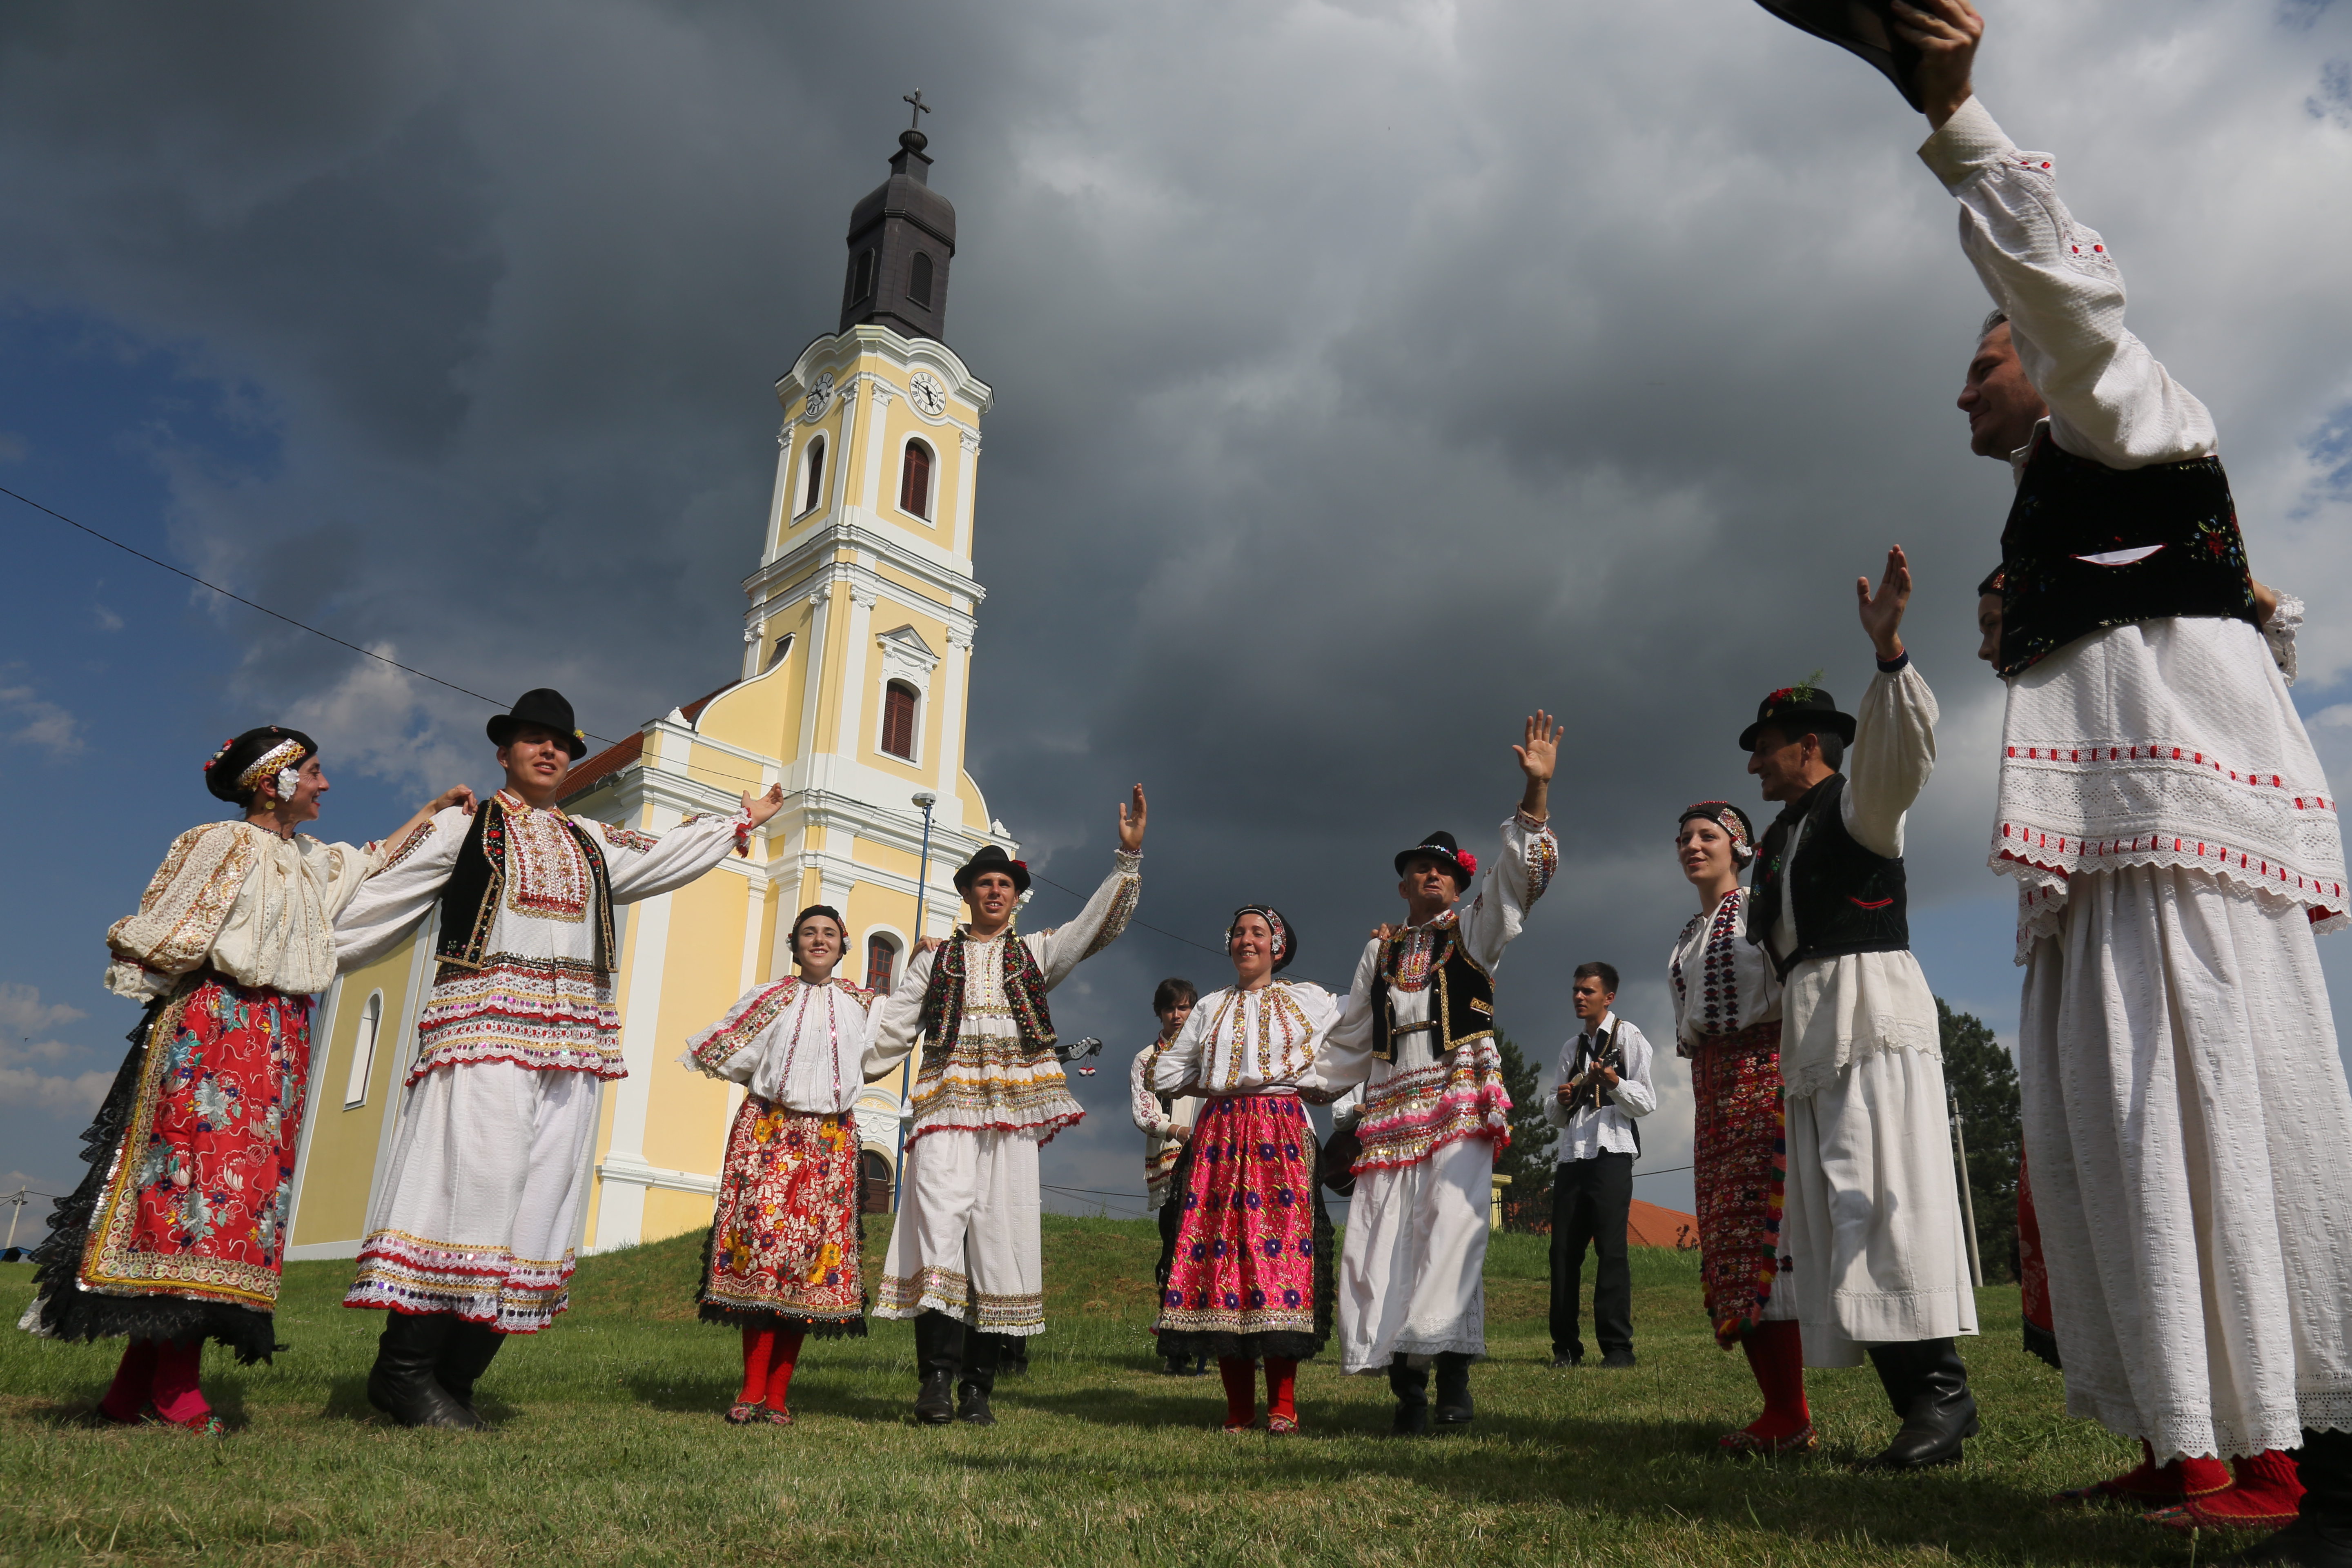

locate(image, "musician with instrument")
(1544, 963), (1656, 1371)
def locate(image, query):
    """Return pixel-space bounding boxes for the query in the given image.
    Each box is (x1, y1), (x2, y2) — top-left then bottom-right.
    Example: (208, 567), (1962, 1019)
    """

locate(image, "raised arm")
(1900, 0), (2214, 469)
(335, 807), (469, 970)
(599, 807), (754, 904)
(1844, 549), (1939, 857)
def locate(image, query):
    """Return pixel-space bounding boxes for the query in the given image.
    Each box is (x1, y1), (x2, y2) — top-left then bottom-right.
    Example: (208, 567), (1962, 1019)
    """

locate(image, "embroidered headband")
(236, 739), (307, 791)
(1677, 800), (1756, 866)
(1226, 904), (1295, 974)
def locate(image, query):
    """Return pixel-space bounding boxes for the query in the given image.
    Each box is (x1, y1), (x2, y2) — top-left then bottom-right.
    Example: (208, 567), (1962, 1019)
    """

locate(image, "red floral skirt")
(1690, 1021), (1787, 1348)
(697, 1097), (866, 1335)
(2018, 1155), (2060, 1368)
(1154, 1094), (1332, 1361)
(24, 973), (311, 1362)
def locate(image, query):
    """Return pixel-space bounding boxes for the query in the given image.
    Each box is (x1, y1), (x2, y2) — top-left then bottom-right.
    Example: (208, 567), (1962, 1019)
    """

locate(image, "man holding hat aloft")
(863, 785), (1149, 1427)
(1314, 713), (1561, 1434)
(335, 689), (784, 1429)
(1741, 545), (1978, 1469)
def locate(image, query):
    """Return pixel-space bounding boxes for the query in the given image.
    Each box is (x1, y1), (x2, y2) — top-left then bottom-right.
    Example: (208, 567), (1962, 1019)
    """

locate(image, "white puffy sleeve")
(1131, 1041), (1177, 1135)
(1148, 1000), (1212, 1098)
(1608, 1022), (1658, 1119)
(1025, 852), (1143, 989)
(334, 808), (468, 970)
(1311, 938), (1387, 1098)
(1459, 810), (1562, 972)
(103, 824), (260, 1000)
(1841, 659), (1939, 859)
(597, 811), (751, 904)
(861, 944), (937, 1081)
(2265, 594), (2304, 686)
(682, 979), (799, 1086)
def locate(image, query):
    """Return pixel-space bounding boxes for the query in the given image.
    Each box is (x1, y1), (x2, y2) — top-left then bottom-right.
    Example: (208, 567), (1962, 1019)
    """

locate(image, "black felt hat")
(1749, 0), (1924, 111)
(953, 843), (1031, 896)
(1394, 831), (1476, 889)
(487, 688), (588, 759)
(1739, 685), (1858, 752)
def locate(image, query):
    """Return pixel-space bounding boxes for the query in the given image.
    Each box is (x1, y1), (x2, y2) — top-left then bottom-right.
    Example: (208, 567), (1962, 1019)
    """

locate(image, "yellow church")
(284, 117), (1007, 1262)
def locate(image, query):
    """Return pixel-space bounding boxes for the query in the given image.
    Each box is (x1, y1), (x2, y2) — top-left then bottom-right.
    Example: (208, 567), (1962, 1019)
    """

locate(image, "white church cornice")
(740, 520), (985, 635)
(776, 324), (995, 421)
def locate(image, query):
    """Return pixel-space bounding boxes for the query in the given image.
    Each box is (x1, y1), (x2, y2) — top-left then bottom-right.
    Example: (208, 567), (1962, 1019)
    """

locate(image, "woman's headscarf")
(788, 903), (847, 961)
(1676, 801), (1755, 867)
(203, 725), (318, 806)
(1225, 904), (1296, 974)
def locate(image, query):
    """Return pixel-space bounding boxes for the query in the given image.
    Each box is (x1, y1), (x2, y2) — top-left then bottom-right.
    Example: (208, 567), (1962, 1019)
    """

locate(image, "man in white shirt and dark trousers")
(1545, 963), (1655, 1370)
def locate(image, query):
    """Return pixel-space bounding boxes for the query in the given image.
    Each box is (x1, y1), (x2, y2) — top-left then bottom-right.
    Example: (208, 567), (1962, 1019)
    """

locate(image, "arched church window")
(850, 249), (875, 302)
(343, 991), (383, 1109)
(880, 681), (918, 760)
(866, 932), (900, 994)
(898, 440), (933, 519)
(797, 435), (825, 517)
(763, 632), (793, 673)
(908, 252), (933, 308)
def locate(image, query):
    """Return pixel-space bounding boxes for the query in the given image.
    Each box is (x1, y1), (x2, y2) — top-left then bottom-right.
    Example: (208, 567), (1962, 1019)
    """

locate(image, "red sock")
(1739, 1321), (1810, 1441)
(99, 1339), (160, 1423)
(764, 1329), (804, 1409)
(1264, 1358), (1298, 1423)
(1218, 1357), (1256, 1428)
(738, 1325), (775, 1405)
(2178, 1450), (2306, 1528)
(149, 1338), (210, 1427)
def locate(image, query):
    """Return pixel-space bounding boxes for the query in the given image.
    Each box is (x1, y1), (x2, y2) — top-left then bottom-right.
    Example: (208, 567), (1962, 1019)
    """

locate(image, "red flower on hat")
(1767, 688), (1794, 704)
(1456, 850), (1477, 877)
(1013, 860), (1028, 870)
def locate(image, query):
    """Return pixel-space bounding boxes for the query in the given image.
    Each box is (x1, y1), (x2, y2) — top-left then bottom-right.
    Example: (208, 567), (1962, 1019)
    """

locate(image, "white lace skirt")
(1334, 1134), (1493, 1374)
(2020, 863), (2352, 1459)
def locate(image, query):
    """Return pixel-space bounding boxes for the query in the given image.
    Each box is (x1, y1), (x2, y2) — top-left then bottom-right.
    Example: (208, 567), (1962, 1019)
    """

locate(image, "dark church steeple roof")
(838, 120), (957, 344)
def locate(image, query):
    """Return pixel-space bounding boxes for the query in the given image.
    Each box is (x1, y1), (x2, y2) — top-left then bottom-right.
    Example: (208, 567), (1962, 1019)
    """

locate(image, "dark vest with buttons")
(1746, 774), (1907, 980)
(434, 795), (615, 977)
(1996, 431), (2258, 678)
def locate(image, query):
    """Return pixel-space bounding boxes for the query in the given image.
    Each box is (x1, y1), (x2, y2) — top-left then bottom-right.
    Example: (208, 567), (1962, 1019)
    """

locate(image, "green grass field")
(1, 1217), (2205, 1566)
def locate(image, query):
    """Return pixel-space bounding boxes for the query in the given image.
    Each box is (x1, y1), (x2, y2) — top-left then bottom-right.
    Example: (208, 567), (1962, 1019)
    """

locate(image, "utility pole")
(1950, 1088), (1985, 1289)
(3, 1187), (30, 1253)
(894, 791), (938, 1216)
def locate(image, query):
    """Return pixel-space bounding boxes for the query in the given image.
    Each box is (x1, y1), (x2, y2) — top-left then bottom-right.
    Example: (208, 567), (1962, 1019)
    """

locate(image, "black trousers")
(1549, 1152), (1634, 1361)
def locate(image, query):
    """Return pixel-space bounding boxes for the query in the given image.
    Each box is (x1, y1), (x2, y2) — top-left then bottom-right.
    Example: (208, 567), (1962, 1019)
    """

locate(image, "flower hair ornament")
(237, 739), (306, 795)
(1678, 800), (1756, 867)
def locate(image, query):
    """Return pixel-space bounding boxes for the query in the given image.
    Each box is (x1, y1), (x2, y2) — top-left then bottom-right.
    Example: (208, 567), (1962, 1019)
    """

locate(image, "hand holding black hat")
(1858, 545), (1913, 664)
(1890, 0), (1982, 129)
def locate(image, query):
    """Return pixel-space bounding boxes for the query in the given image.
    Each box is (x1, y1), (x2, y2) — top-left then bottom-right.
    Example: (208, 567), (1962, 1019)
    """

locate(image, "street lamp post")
(1950, 1088), (1985, 1290)
(894, 791), (939, 1215)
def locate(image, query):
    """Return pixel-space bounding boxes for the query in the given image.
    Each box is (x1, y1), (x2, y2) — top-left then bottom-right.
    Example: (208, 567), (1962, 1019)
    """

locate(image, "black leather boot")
(434, 1320), (504, 1427)
(1388, 1354), (1430, 1437)
(956, 1324), (1000, 1426)
(1433, 1352), (1475, 1430)
(2229, 1431), (2352, 1567)
(366, 1312), (475, 1430)
(913, 1311), (960, 1426)
(1863, 1339), (1979, 1469)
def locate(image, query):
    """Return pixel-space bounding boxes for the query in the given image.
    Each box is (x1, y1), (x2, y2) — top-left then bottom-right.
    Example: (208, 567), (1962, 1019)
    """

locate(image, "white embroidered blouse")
(105, 821), (386, 1001)
(1667, 885), (1780, 1054)
(1151, 980), (1346, 1100)
(336, 790), (751, 1082)
(1129, 1035), (1199, 1209)
(682, 975), (877, 1113)
(1922, 98), (2348, 945)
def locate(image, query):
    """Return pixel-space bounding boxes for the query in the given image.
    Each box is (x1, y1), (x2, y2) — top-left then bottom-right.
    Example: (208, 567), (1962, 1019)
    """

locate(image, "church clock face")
(801, 372), (834, 423)
(908, 371), (947, 418)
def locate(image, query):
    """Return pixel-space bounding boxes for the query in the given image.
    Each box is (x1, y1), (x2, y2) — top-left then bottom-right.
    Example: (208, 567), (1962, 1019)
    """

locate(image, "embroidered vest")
(435, 795), (615, 976)
(1370, 926), (1495, 1064)
(917, 928), (1056, 1061)
(1997, 432), (2256, 678)
(1747, 775), (1907, 980)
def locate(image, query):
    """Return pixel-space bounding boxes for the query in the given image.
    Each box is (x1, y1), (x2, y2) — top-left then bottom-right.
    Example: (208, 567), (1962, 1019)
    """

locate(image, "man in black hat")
(1840, 4), (2352, 1550)
(1314, 713), (1561, 1434)
(1740, 546), (1979, 1470)
(335, 689), (784, 1429)
(863, 786), (1148, 1427)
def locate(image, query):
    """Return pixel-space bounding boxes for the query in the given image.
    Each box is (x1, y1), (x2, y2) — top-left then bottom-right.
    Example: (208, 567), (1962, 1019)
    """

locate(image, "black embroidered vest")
(1746, 775), (1907, 980)
(1370, 926), (1495, 1064)
(917, 928), (1056, 1062)
(1997, 432), (2257, 678)
(435, 795), (615, 976)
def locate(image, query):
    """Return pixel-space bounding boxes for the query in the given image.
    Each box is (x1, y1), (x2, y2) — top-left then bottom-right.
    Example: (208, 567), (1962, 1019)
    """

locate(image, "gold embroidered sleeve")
(103, 824), (260, 998)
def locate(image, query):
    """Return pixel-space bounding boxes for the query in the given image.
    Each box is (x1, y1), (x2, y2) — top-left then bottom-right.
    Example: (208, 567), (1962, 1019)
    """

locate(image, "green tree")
(1492, 1029), (1557, 1232)
(1938, 997), (2022, 1283)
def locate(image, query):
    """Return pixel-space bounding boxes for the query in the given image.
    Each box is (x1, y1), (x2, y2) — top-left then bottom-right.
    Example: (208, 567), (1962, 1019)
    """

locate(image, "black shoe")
(365, 1312), (476, 1430)
(1162, 1355), (1187, 1376)
(2225, 1519), (2352, 1568)
(434, 1319), (504, 1426)
(1862, 1340), (1979, 1470)
(955, 1382), (996, 1426)
(1549, 1354), (1581, 1369)
(914, 1370), (957, 1426)
(1599, 1350), (1638, 1370)
(1433, 1352), (1474, 1429)
(1388, 1354), (1430, 1437)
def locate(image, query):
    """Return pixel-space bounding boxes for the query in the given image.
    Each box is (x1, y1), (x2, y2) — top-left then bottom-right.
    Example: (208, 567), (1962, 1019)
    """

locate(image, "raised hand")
(1858, 545), (1913, 664)
(1513, 709), (1562, 822)
(1891, 0), (1983, 129)
(742, 783), (786, 827)
(1118, 783), (1148, 852)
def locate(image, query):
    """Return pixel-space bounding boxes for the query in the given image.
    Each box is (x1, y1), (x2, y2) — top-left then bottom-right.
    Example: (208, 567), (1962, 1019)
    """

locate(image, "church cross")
(903, 89), (931, 129)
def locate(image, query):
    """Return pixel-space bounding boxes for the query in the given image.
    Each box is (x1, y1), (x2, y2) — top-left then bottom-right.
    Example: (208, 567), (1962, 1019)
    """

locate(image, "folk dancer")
(1668, 800), (1812, 1456)
(1878, 4), (2352, 1548)
(1130, 976), (1206, 1376)
(1544, 962), (1656, 1372)
(1316, 713), (1561, 1434)
(682, 904), (877, 1426)
(334, 689), (784, 1429)
(1741, 547), (1980, 1469)
(1150, 908), (1345, 1432)
(21, 728), (468, 1433)
(863, 787), (1148, 1427)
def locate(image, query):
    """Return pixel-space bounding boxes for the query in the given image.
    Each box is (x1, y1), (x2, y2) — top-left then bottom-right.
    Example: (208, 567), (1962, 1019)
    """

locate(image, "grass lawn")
(0, 1216), (2204, 1566)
